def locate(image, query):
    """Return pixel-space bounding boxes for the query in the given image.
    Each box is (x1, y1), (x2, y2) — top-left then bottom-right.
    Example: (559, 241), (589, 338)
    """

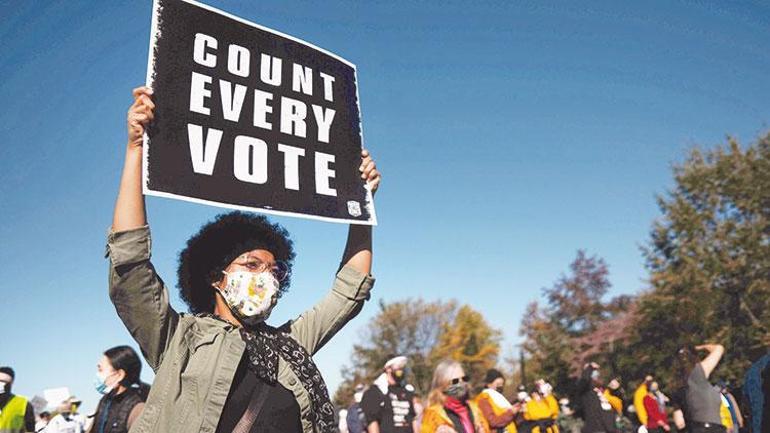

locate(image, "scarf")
(445, 396), (475, 433)
(239, 323), (336, 432)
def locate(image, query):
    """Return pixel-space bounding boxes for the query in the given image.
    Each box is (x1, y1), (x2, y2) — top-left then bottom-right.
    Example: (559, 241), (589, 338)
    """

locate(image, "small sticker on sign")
(347, 201), (362, 217)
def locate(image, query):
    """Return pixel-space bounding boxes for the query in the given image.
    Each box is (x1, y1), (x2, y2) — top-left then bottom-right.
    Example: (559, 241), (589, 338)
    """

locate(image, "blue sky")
(1, 0), (769, 414)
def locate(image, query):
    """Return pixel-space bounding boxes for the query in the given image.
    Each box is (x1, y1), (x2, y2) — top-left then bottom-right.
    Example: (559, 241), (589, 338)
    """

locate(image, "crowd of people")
(337, 346), (769, 433)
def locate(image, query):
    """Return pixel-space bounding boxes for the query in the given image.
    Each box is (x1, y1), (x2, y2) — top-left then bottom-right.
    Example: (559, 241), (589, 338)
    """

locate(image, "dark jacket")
(576, 367), (617, 433)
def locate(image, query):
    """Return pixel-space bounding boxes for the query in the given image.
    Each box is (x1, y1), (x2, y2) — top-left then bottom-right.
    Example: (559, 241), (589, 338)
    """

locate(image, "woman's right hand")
(127, 86), (155, 149)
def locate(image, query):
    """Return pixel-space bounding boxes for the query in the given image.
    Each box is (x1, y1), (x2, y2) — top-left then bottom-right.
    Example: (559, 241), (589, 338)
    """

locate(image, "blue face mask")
(94, 372), (115, 395)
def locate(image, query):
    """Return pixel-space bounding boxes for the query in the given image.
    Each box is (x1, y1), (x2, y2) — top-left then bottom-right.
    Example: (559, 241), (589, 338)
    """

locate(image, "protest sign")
(144, 0), (376, 224)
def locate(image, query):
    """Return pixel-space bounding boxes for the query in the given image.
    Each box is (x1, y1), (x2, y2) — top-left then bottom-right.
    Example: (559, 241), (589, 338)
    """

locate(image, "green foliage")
(519, 132), (770, 397)
(630, 134), (770, 388)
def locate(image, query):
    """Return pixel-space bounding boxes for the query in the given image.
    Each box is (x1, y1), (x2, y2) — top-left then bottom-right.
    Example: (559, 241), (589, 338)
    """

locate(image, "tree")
(631, 134), (770, 387)
(519, 250), (634, 393)
(430, 305), (503, 385)
(333, 298), (458, 406)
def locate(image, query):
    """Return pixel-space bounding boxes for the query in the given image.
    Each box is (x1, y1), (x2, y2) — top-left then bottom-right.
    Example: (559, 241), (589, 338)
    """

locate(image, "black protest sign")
(143, 0), (376, 224)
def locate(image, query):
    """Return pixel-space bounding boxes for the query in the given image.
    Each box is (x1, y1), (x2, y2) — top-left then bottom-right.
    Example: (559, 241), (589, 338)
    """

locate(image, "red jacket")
(643, 394), (669, 429)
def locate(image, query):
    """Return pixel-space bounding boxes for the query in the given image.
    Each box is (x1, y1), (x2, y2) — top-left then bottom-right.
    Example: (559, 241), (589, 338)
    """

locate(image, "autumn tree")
(333, 298), (458, 406)
(430, 305), (503, 385)
(520, 250), (634, 392)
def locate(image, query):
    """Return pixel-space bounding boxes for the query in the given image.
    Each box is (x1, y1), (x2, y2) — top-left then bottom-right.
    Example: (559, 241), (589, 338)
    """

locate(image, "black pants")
(689, 423), (726, 433)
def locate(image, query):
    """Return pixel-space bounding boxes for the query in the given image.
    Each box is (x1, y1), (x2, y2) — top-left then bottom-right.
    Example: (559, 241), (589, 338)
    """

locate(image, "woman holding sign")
(107, 86), (381, 433)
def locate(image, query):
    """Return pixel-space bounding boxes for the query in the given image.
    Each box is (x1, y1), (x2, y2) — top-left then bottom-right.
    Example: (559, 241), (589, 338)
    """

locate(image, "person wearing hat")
(108, 86), (381, 433)
(474, 369), (518, 433)
(41, 398), (84, 433)
(360, 356), (416, 433)
(0, 366), (36, 433)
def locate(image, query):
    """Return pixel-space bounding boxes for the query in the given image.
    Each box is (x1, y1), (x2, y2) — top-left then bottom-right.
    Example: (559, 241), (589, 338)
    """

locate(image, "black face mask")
(495, 386), (504, 394)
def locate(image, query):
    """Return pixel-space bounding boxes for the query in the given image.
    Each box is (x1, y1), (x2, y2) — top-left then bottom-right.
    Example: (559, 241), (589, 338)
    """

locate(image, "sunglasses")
(450, 376), (469, 385)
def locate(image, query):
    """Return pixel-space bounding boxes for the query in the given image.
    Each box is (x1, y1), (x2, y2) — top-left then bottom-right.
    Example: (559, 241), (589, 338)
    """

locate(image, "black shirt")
(0, 393), (35, 433)
(360, 384), (415, 433)
(215, 355), (302, 433)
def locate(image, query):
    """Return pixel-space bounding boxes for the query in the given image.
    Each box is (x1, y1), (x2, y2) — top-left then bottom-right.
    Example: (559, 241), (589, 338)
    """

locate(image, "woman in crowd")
(421, 361), (489, 433)
(88, 346), (149, 433)
(672, 344), (727, 433)
(642, 381), (669, 433)
(109, 86), (381, 433)
(524, 388), (557, 433)
(475, 369), (518, 433)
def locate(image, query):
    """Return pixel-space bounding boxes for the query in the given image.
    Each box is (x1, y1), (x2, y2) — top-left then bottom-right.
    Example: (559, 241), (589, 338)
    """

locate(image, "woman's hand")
(359, 149), (381, 194)
(127, 86), (155, 149)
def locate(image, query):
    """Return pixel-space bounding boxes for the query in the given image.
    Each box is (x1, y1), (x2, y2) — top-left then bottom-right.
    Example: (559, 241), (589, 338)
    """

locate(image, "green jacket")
(106, 226), (375, 433)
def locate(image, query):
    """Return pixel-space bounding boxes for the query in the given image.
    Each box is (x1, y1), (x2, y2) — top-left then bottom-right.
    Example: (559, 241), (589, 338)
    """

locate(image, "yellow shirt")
(633, 384), (648, 425)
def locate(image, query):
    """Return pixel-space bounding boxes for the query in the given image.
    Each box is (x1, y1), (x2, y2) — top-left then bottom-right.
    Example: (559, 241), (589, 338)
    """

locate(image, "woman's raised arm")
(112, 86), (154, 232)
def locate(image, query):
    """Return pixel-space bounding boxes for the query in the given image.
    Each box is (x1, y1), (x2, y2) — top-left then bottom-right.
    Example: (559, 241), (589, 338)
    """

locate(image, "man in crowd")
(361, 356), (416, 433)
(0, 366), (36, 433)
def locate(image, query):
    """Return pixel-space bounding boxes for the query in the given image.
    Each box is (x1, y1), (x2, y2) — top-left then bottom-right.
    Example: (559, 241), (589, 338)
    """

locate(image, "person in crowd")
(514, 386), (532, 433)
(420, 360), (489, 433)
(575, 362), (617, 433)
(535, 380), (559, 425)
(474, 369), (518, 433)
(671, 344), (727, 433)
(743, 352), (770, 433)
(361, 356), (417, 433)
(347, 384), (367, 433)
(633, 376), (653, 428)
(36, 412), (52, 433)
(604, 379), (623, 417)
(108, 86), (381, 433)
(88, 346), (149, 433)
(642, 381), (670, 433)
(340, 408), (350, 433)
(0, 366), (36, 433)
(717, 382), (742, 433)
(524, 388), (558, 433)
(43, 398), (85, 433)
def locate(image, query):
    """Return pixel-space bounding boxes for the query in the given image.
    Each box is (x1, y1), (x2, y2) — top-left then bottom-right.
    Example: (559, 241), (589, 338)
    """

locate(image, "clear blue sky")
(1, 0), (769, 414)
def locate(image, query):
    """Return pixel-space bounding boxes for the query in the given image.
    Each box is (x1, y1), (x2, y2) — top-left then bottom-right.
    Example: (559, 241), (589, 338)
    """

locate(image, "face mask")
(215, 271), (279, 326)
(0, 382), (6, 394)
(495, 386), (504, 393)
(444, 383), (469, 401)
(94, 371), (115, 395)
(393, 369), (407, 386)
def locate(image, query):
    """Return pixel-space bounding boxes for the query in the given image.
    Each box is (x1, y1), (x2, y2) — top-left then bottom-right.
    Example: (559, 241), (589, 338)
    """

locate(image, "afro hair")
(177, 211), (295, 314)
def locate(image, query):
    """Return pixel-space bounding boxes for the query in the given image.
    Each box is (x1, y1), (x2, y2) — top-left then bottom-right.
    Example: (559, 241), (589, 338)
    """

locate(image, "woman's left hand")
(359, 149), (381, 194)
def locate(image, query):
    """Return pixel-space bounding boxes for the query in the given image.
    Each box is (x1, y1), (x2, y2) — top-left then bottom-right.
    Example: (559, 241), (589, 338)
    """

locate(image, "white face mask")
(0, 382), (6, 394)
(215, 271), (279, 325)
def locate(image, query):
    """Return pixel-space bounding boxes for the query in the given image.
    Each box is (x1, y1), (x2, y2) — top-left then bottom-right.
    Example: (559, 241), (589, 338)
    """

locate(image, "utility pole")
(520, 349), (526, 386)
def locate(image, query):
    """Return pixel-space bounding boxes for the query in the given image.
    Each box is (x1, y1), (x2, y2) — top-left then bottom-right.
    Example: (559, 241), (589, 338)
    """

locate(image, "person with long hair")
(420, 361), (489, 433)
(88, 345), (150, 433)
(671, 344), (726, 433)
(108, 86), (381, 433)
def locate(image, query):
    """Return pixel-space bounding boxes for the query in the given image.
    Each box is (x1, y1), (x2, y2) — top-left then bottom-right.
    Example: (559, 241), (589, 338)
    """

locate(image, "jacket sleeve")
(107, 225), (179, 371)
(477, 396), (514, 427)
(289, 264), (374, 355)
